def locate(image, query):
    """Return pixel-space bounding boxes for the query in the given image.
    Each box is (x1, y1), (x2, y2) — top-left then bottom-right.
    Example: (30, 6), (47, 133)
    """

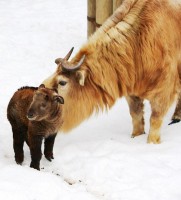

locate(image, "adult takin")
(43, 0), (181, 144)
(7, 84), (64, 170)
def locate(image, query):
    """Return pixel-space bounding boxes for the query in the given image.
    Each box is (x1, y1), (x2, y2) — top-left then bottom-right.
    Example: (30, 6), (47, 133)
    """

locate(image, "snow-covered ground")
(0, 0), (181, 200)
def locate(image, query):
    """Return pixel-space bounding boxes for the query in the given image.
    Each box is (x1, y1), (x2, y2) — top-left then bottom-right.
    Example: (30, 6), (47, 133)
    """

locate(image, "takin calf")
(7, 84), (64, 170)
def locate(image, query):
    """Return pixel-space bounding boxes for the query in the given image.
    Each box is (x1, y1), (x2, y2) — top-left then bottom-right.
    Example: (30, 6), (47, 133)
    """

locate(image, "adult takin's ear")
(76, 70), (87, 86)
(54, 96), (64, 104)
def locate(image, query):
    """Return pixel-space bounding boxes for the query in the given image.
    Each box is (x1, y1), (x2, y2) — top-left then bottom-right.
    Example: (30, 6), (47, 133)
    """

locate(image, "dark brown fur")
(7, 85), (64, 170)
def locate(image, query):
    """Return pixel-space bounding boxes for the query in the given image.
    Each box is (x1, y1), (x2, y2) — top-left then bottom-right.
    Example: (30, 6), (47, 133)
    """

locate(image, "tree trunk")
(87, 0), (96, 37)
(96, 0), (112, 30)
(113, 0), (123, 12)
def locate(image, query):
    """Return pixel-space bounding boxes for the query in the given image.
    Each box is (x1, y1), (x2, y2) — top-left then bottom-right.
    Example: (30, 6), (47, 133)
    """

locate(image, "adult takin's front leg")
(28, 133), (43, 170)
(126, 96), (145, 138)
(147, 96), (173, 144)
(44, 133), (57, 162)
(171, 64), (181, 124)
(170, 90), (181, 124)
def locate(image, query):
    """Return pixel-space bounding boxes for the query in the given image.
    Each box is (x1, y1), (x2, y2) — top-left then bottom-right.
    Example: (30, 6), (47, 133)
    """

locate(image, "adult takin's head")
(27, 84), (64, 121)
(42, 47), (117, 132)
(42, 47), (88, 99)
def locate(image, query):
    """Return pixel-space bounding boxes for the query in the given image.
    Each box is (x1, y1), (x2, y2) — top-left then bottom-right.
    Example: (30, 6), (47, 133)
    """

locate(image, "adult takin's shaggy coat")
(43, 0), (181, 144)
(7, 85), (64, 170)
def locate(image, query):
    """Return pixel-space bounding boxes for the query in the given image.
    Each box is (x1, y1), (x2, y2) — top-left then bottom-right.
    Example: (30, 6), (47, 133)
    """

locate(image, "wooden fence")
(87, 0), (123, 37)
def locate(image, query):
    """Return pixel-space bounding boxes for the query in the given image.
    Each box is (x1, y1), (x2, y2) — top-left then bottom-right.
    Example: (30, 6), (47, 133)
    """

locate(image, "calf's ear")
(53, 88), (58, 93)
(76, 70), (87, 86)
(39, 84), (45, 89)
(54, 96), (64, 104)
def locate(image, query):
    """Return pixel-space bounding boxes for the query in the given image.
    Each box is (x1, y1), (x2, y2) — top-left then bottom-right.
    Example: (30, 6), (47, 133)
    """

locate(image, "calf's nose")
(27, 110), (35, 119)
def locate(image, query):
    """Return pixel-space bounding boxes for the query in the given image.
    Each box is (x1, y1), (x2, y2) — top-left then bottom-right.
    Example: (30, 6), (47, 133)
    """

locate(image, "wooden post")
(87, 0), (96, 38)
(96, 0), (113, 30)
(113, 0), (123, 12)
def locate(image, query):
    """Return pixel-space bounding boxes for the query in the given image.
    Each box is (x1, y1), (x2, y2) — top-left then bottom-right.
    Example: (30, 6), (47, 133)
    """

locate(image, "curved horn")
(55, 47), (74, 65)
(64, 47), (74, 60)
(62, 55), (86, 71)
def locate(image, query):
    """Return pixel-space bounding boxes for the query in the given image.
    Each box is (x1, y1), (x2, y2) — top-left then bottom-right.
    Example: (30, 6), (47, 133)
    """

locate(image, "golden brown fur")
(43, 0), (181, 144)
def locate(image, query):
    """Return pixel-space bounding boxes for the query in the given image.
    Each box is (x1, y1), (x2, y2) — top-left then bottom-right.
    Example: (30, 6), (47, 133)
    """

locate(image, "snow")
(0, 0), (181, 200)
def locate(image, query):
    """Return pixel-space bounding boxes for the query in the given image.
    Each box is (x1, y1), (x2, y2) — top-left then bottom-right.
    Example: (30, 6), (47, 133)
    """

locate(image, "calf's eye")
(41, 103), (46, 108)
(45, 95), (49, 101)
(59, 81), (67, 86)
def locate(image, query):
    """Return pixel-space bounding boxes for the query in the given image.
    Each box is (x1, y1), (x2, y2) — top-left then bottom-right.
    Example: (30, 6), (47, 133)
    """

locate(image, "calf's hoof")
(44, 152), (54, 162)
(15, 154), (24, 165)
(30, 162), (40, 170)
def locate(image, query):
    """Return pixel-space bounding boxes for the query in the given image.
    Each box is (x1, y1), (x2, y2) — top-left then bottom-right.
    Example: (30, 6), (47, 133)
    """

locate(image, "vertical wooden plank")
(96, 0), (113, 29)
(87, 0), (96, 37)
(113, 0), (123, 12)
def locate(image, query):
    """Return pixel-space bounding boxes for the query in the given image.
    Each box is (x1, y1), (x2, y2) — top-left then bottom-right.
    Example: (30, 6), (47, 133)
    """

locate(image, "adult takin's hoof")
(168, 119), (180, 125)
(147, 134), (161, 144)
(131, 131), (146, 138)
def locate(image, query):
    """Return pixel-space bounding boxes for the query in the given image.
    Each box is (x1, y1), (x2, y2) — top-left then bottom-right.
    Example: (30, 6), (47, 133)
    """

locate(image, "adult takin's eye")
(59, 81), (67, 86)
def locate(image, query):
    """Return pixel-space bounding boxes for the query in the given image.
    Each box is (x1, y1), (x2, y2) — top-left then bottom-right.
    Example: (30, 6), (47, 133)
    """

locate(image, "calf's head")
(27, 84), (64, 121)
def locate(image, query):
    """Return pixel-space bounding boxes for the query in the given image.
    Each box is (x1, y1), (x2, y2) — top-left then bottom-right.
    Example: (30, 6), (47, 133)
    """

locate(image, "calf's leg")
(12, 125), (27, 164)
(28, 133), (43, 170)
(44, 133), (57, 161)
(126, 96), (145, 137)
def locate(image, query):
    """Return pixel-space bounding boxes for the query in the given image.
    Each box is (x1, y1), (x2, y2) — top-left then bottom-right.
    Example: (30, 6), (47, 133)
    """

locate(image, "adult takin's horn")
(55, 47), (74, 64)
(61, 55), (86, 71)
(64, 47), (74, 60)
